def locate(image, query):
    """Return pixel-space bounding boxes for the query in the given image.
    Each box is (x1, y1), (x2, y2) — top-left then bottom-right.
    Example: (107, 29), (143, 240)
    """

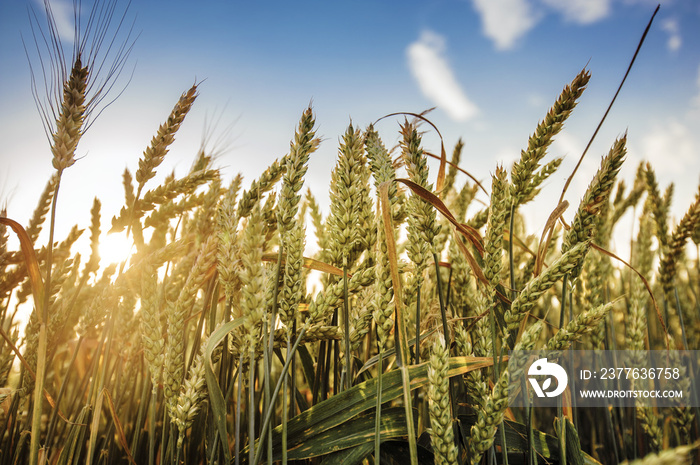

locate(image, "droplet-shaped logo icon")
(528, 358), (568, 397)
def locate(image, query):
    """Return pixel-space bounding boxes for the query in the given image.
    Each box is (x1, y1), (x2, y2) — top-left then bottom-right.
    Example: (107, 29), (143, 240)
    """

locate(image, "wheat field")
(1, 2), (699, 465)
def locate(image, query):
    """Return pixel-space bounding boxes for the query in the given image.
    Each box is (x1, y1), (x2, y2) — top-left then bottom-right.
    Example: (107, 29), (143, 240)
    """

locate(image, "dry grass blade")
(423, 150), (488, 195)
(378, 181), (407, 366)
(0, 217), (45, 320)
(396, 178), (484, 254)
(104, 388), (137, 465)
(261, 252), (345, 277)
(534, 200), (569, 276)
(395, 178), (491, 293)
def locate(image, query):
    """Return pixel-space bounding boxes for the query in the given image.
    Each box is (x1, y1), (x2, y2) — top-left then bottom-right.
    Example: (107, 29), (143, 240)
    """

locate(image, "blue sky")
(1, 0), (699, 261)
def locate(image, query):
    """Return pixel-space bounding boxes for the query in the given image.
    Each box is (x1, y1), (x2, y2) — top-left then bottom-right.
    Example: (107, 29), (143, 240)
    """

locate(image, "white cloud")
(406, 31), (479, 121)
(37, 0), (74, 44)
(527, 93), (546, 108)
(471, 0), (538, 50)
(639, 119), (697, 175)
(551, 130), (584, 158)
(495, 146), (520, 167)
(661, 19), (682, 52)
(542, 0), (611, 24)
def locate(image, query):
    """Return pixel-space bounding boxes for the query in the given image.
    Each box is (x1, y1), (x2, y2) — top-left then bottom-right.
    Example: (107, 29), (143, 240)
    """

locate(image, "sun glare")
(98, 231), (135, 268)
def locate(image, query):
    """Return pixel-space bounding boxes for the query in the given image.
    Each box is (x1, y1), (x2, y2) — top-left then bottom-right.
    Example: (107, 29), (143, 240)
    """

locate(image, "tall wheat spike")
(135, 85), (198, 195)
(561, 135), (627, 277)
(511, 68), (590, 207)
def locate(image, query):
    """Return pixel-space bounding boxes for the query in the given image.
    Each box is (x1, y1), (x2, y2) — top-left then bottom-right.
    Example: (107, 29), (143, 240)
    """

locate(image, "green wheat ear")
(326, 123), (366, 270)
(428, 334), (459, 465)
(562, 135), (627, 278)
(511, 68), (590, 208)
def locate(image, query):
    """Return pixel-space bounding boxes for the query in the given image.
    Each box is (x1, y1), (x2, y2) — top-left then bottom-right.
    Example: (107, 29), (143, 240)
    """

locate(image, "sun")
(98, 230), (136, 268)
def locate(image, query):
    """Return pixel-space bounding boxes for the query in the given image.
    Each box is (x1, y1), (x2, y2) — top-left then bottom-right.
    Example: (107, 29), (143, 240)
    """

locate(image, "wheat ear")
(239, 205), (267, 348)
(217, 175), (244, 300)
(365, 125), (401, 352)
(643, 163), (670, 248)
(658, 185), (700, 295)
(51, 56), (88, 172)
(135, 84), (198, 194)
(172, 337), (209, 449)
(511, 68), (590, 207)
(402, 119), (440, 282)
(277, 106), (319, 238)
(428, 334), (459, 465)
(561, 135), (627, 277)
(545, 302), (613, 351)
(25, 173), (60, 244)
(504, 241), (588, 344)
(163, 235), (218, 404)
(326, 123), (366, 270)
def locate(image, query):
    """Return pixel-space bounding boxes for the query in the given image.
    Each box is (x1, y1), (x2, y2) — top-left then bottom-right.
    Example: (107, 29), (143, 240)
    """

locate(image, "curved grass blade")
(373, 110), (448, 194)
(253, 356), (492, 457)
(557, 5), (659, 204)
(396, 178), (484, 254)
(423, 149), (488, 195)
(394, 178), (493, 292)
(268, 407), (412, 461)
(589, 242), (668, 349)
(0, 217), (45, 319)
